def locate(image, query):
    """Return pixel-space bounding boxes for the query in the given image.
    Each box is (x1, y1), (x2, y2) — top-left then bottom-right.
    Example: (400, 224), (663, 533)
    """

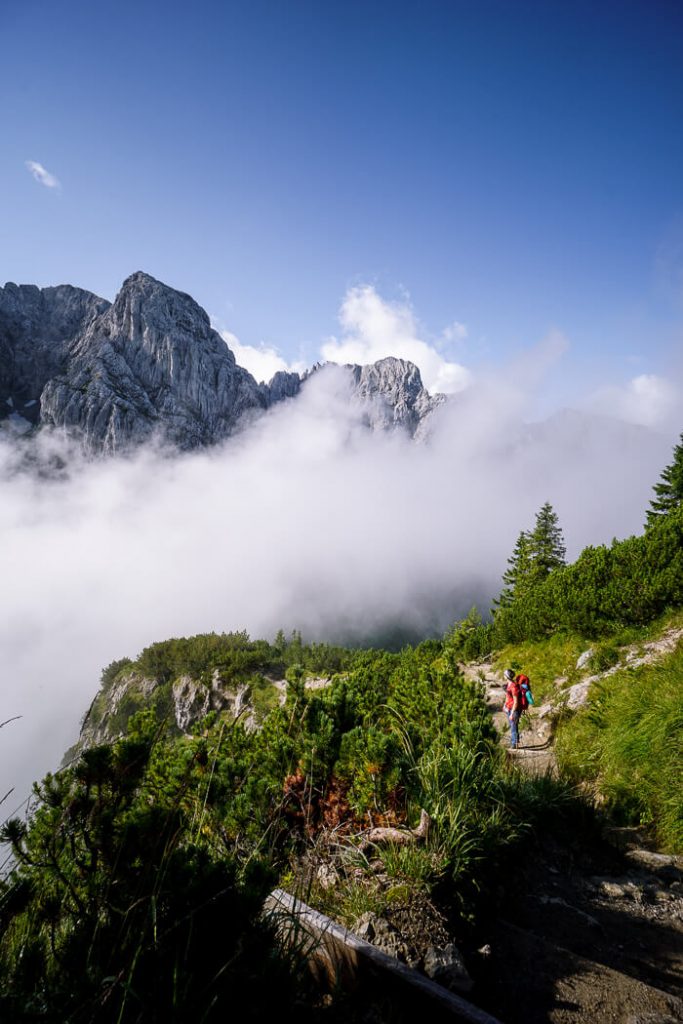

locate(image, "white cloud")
(441, 321), (468, 344)
(2, 280), (681, 808)
(25, 160), (61, 190)
(221, 330), (305, 384)
(587, 373), (677, 428)
(320, 285), (472, 395)
(0, 369), (674, 806)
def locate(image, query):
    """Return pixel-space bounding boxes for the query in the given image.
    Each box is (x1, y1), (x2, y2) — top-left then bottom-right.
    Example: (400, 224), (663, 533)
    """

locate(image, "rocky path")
(460, 657), (683, 1022)
(461, 661), (557, 775)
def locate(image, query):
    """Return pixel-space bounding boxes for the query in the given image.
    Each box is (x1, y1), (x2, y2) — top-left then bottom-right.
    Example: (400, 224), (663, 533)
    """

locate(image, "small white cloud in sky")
(588, 373), (677, 428)
(25, 160), (61, 189)
(221, 330), (305, 383)
(321, 285), (472, 395)
(441, 320), (468, 344)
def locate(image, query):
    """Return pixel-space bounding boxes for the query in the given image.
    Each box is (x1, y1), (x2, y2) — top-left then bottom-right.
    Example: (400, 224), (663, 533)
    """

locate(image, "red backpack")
(516, 674), (532, 711)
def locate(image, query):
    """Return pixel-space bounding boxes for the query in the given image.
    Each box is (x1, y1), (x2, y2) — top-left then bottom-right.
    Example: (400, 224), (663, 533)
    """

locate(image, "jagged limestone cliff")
(40, 272), (269, 451)
(0, 272), (443, 452)
(0, 282), (108, 426)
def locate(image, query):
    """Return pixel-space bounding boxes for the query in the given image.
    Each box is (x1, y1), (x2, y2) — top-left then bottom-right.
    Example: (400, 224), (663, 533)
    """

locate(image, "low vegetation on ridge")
(1, 627), (580, 1021)
(450, 432), (683, 854)
(1, 434), (682, 1019)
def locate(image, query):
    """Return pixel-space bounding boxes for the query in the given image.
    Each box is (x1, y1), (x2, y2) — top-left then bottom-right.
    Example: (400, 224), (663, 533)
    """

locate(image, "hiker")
(503, 668), (522, 749)
(503, 669), (534, 748)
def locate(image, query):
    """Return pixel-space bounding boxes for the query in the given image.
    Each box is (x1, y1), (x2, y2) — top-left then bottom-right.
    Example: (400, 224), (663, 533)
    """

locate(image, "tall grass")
(556, 651), (683, 852)
(407, 741), (516, 920)
(494, 633), (586, 703)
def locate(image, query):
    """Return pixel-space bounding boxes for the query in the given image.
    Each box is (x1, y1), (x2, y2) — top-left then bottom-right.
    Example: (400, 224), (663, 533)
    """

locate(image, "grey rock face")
(76, 671), (158, 750)
(73, 666), (262, 758)
(0, 282), (108, 425)
(624, 849), (683, 883)
(41, 272), (268, 452)
(347, 357), (443, 437)
(353, 912), (408, 961)
(1, 271), (443, 453)
(261, 369), (301, 405)
(171, 673), (251, 732)
(576, 648), (594, 671)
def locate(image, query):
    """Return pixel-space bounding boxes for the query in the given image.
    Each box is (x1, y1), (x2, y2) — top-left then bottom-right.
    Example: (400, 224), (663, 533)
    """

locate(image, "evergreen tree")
(495, 530), (532, 607)
(495, 502), (566, 609)
(528, 501), (566, 580)
(646, 432), (683, 528)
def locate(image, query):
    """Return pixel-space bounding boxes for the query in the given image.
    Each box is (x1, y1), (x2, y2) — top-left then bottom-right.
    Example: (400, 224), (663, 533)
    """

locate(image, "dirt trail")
(460, 658), (683, 1022)
(461, 661), (557, 775)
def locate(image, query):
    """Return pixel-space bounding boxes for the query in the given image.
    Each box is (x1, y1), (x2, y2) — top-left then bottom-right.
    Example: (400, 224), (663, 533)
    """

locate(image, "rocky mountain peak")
(348, 356), (443, 436)
(0, 281), (108, 426)
(112, 271), (213, 336)
(1, 272), (444, 451)
(38, 272), (264, 451)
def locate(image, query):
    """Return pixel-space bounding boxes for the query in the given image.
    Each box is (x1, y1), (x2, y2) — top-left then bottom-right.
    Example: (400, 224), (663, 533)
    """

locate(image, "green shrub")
(0, 724), (312, 1023)
(100, 656), (133, 688)
(486, 505), (683, 647)
(249, 674), (280, 723)
(556, 653), (683, 852)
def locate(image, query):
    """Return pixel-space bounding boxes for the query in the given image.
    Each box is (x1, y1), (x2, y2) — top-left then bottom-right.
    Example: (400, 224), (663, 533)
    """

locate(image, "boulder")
(576, 648), (594, 670)
(625, 849), (683, 883)
(423, 943), (473, 993)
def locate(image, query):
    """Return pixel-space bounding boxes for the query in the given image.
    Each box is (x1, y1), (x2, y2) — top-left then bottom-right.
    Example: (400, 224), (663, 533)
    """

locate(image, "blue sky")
(2, 0), (683, 408)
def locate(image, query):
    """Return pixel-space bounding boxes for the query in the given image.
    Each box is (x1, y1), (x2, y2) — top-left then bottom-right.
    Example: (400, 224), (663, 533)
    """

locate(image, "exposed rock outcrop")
(40, 272), (269, 452)
(260, 369), (302, 404)
(1, 271), (444, 453)
(0, 282), (108, 426)
(74, 666), (264, 757)
(347, 357), (443, 438)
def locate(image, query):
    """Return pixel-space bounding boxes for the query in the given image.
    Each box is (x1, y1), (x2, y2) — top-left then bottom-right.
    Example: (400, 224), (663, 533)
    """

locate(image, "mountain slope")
(0, 281), (108, 426)
(40, 272), (268, 451)
(0, 272), (442, 452)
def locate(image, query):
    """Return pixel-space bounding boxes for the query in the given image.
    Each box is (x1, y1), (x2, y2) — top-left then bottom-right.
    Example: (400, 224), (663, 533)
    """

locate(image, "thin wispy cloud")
(440, 321), (468, 345)
(586, 373), (678, 429)
(25, 160), (61, 190)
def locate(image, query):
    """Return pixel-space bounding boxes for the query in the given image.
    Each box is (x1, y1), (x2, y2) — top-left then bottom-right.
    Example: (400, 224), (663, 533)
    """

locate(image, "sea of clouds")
(0, 285), (680, 815)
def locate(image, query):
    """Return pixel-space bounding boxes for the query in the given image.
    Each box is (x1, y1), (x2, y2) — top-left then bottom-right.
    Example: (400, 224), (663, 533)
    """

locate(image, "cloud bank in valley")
(219, 284), (679, 442)
(585, 373), (678, 428)
(0, 356), (677, 809)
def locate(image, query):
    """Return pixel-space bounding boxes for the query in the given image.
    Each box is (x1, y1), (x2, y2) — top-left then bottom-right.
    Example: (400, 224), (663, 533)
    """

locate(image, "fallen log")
(264, 887), (502, 1024)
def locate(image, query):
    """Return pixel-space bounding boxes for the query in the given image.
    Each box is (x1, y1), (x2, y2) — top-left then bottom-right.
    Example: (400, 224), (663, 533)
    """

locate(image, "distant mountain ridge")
(0, 271), (442, 452)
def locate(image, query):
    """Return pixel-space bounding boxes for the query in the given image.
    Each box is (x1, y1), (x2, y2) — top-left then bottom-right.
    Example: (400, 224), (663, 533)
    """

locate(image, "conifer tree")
(495, 502), (566, 609)
(646, 432), (683, 528)
(528, 501), (566, 580)
(495, 530), (532, 607)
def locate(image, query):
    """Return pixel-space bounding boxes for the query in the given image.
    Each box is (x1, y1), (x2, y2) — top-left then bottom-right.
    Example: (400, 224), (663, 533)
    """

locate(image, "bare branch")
(0, 716), (22, 730)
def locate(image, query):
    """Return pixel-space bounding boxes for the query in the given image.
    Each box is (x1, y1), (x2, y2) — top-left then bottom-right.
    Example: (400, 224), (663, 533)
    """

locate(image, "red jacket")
(505, 680), (521, 711)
